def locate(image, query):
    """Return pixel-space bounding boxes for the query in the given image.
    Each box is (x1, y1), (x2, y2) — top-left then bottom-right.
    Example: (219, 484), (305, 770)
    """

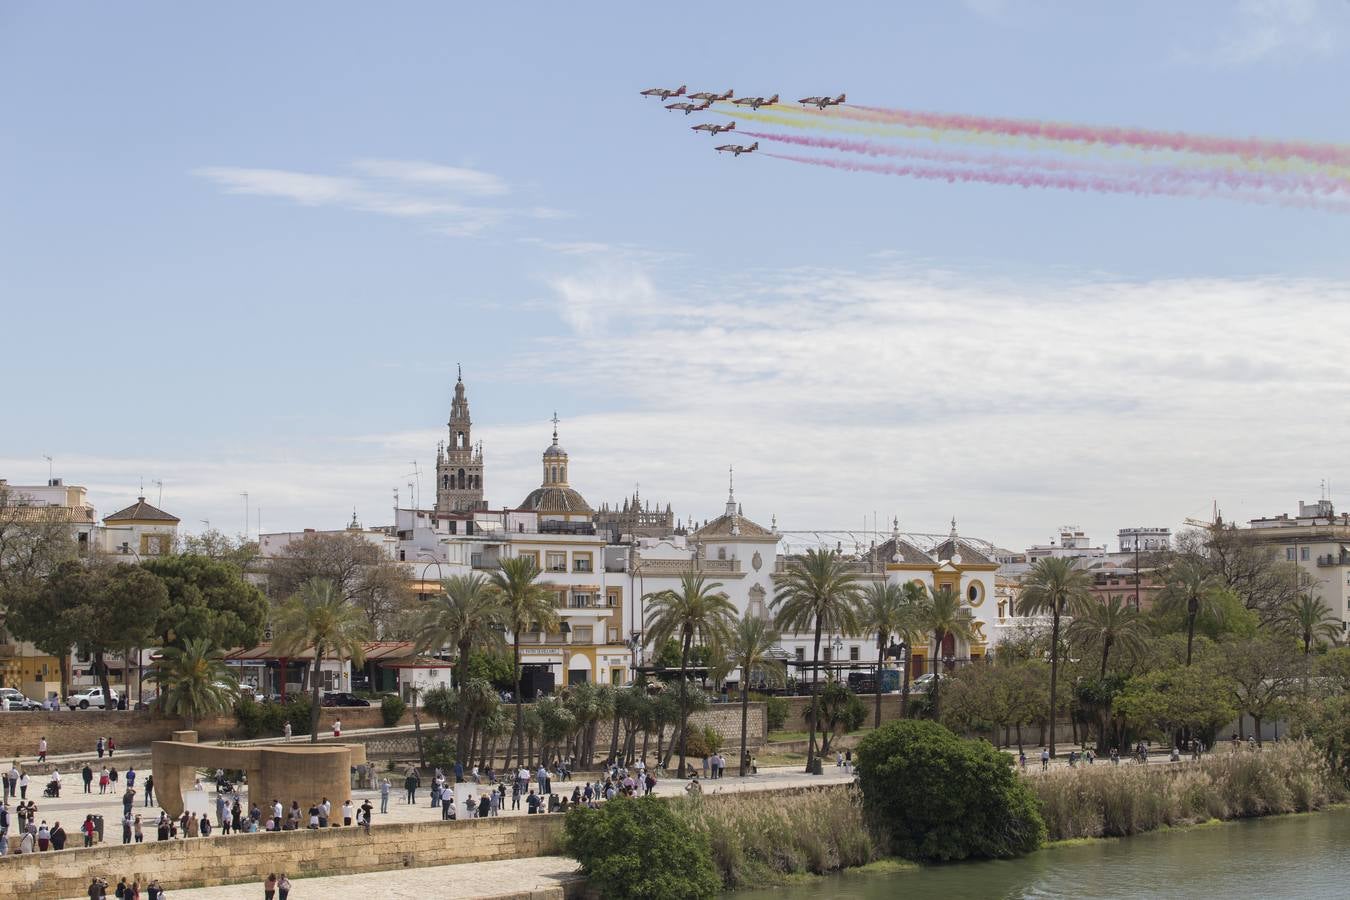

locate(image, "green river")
(732, 807), (1349, 899)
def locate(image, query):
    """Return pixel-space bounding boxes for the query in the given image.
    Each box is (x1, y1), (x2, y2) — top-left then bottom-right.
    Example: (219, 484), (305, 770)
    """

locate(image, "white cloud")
(24, 262), (1350, 553)
(195, 160), (551, 237)
(1183, 0), (1339, 66)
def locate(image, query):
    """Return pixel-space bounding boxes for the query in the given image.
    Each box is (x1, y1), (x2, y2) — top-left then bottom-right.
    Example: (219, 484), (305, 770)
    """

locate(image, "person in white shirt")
(272, 799), (283, 822)
(341, 800), (354, 826)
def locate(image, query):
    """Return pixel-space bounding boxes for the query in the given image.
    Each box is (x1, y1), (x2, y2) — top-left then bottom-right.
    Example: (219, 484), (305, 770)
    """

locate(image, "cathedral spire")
(724, 465), (737, 517)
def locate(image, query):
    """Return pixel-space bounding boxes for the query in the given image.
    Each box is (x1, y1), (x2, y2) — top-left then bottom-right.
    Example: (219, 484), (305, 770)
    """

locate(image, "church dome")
(519, 485), (593, 514)
(544, 443), (567, 459)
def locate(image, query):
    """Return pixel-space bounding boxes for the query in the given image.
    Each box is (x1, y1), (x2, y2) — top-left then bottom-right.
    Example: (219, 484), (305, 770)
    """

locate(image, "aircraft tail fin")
(727, 122), (735, 132)
(750, 142), (758, 151)
(767, 94), (778, 104)
(837, 93), (846, 103)
(676, 85), (687, 95)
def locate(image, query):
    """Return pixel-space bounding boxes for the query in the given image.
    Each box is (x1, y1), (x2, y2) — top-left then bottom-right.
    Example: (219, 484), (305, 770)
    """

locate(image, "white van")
(66, 687), (120, 710)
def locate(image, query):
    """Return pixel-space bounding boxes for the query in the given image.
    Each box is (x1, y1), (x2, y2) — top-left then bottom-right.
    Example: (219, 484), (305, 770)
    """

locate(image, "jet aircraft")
(640, 84), (687, 100)
(798, 93), (846, 109)
(730, 94), (778, 110)
(665, 99), (712, 115)
(691, 121), (735, 135)
(688, 88), (733, 102)
(714, 141), (758, 157)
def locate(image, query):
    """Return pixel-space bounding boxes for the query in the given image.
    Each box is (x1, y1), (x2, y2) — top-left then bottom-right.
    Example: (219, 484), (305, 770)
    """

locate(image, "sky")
(3, 1), (1350, 552)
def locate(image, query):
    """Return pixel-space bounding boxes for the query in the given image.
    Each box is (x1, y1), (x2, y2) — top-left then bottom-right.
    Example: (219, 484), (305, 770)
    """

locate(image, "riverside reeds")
(1032, 739), (1346, 841)
(670, 786), (878, 889)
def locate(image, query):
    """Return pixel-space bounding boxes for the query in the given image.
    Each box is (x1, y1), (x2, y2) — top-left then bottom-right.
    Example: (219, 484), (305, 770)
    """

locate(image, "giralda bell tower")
(434, 367), (487, 513)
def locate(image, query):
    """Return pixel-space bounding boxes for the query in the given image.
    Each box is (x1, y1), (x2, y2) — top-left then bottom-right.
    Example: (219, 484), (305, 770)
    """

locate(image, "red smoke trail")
(761, 151), (1350, 212)
(805, 105), (1350, 168)
(740, 130), (1350, 196)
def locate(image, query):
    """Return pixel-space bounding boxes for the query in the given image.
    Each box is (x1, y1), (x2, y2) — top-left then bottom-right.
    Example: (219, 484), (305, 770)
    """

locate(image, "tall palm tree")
(271, 578), (371, 742)
(856, 581), (907, 728)
(644, 574), (737, 778)
(725, 612), (786, 776)
(1155, 557), (1226, 667)
(414, 573), (508, 765)
(148, 637), (237, 730)
(918, 584), (977, 721)
(1016, 557), (1091, 758)
(895, 581), (928, 719)
(1067, 594), (1149, 678)
(1284, 593), (1341, 654)
(487, 556), (558, 770)
(771, 549), (862, 774)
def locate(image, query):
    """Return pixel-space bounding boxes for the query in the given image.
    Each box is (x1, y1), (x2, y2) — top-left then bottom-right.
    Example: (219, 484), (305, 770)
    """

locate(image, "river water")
(732, 807), (1349, 899)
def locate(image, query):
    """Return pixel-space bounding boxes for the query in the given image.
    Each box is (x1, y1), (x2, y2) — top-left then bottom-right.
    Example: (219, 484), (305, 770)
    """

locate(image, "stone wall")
(0, 706), (408, 758)
(0, 810), (564, 900)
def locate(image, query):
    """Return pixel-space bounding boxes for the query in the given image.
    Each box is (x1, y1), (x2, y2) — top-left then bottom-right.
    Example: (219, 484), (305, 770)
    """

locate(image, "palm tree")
(1016, 557), (1091, 758)
(271, 578), (371, 742)
(895, 581), (928, 719)
(644, 574), (737, 778)
(1155, 557), (1226, 667)
(1067, 594), (1149, 678)
(1284, 593), (1341, 654)
(771, 549), (862, 774)
(856, 582), (908, 728)
(725, 612), (786, 776)
(149, 637), (237, 730)
(414, 574), (507, 766)
(918, 584), (977, 721)
(487, 556), (558, 770)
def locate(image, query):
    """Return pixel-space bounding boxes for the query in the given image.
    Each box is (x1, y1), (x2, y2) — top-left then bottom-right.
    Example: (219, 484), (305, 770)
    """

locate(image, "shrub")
(235, 695), (291, 738)
(380, 694), (407, 727)
(422, 735), (456, 771)
(855, 719), (1045, 861)
(684, 727), (711, 760)
(761, 695), (789, 732)
(283, 694), (314, 735)
(566, 796), (721, 900)
(702, 725), (724, 755)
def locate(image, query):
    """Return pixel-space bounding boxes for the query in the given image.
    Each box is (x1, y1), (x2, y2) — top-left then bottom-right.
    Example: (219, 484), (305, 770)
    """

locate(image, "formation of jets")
(715, 141), (758, 157)
(798, 93), (845, 109)
(642, 84), (844, 158)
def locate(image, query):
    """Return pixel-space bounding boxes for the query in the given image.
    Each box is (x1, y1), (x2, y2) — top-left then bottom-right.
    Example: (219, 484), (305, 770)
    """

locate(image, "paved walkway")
(143, 857), (584, 900)
(7, 763), (855, 849)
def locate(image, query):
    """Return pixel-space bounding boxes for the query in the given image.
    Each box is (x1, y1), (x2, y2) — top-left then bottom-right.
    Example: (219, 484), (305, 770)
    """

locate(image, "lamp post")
(886, 640), (910, 719)
(832, 636), (844, 681)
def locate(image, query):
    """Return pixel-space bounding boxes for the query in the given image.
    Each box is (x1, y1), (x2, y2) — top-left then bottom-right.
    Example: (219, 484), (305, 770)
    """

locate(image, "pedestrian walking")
(283, 721), (292, 742)
(19, 772), (29, 799)
(265, 873), (277, 900)
(82, 765), (93, 794)
(143, 774), (154, 806)
(96, 738), (105, 760)
(379, 778), (390, 814)
(360, 800), (373, 835)
(81, 815), (95, 848)
(1040, 748), (1050, 771)
(278, 874), (291, 900)
(403, 770), (418, 804)
(99, 767), (110, 795)
(5, 763), (16, 800)
(332, 717), (342, 739)
(37, 738), (47, 764)
(51, 820), (66, 850)
(107, 737), (115, 757)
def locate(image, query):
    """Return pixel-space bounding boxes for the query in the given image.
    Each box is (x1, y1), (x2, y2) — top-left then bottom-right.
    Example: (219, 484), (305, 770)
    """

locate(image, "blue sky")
(4, 1), (1350, 550)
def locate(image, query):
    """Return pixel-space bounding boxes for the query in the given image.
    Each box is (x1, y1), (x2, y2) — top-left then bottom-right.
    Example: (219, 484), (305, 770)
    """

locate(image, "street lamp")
(832, 636), (844, 677)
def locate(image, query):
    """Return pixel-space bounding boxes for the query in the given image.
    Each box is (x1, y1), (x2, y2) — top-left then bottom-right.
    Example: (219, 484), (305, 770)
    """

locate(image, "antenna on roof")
(42, 453), (53, 482)
(153, 480), (163, 507)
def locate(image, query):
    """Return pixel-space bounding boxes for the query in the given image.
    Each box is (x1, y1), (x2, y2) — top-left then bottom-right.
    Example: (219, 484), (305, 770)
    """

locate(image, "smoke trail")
(740, 130), (1350, 196)
(761, 152), (1350, 213)
(810, 105), (1350, 168)
(718, 105), (1350, 180)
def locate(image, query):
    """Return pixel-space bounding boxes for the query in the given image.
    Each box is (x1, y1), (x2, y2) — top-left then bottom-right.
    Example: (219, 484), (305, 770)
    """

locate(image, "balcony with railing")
(1316, 552), (1350, 566)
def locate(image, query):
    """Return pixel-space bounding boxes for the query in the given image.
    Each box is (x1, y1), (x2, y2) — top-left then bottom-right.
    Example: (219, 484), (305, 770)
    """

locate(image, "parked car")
(321, 691), (370, 708)
(66, 687), (120, 710)
(909, 673), (943, 693)
(0, 687), (42, 711)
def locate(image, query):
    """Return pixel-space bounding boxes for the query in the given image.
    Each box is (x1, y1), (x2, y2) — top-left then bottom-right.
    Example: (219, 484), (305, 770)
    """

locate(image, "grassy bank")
(1032, 739), (1347, 841)
(671, 787), (879, 890)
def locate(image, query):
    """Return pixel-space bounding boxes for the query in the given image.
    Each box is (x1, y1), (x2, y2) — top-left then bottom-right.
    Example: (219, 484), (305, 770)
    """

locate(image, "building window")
(573, 553), (592, 572)
(518, 550), (540, 569)
(718, 547), (727, 560)
(547, 552), (566, 572)
(1287, 548), (1296, 561)
(849, 645), (860, 661)
(571, 593), (592, 608)
(823, 647), (833, 663)
(572, 625), (593, 644)
(794, 647), (805, 662)
(1301, 546), (1310, 561)
(606, 592), (620, 608)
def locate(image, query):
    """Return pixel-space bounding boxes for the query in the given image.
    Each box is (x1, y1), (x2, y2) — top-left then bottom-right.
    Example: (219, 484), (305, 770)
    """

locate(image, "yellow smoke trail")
(711, 104), (1350, 182)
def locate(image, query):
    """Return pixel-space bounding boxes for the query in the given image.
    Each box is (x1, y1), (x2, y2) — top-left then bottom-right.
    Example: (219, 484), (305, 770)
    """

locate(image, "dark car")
(321, 691), (370, 708)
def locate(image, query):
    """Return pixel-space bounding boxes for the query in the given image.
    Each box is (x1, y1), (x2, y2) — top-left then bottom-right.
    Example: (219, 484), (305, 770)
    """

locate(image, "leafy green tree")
(149, 637), (237, 729)
(724, 613), (785, 774)
(270, 578), (371, 742)
(414, 573), (507, 766)
(1156, 557), (1230, 667)
(811, 681), (867, 755)
(1016, 557), (1092, 756)
(772, 549), (862, 773)
(4, 560), (88, 696)
(175, 529), (259, 572)
(645, 574), (737, 777)
(918, 584), (977, 722)
(1067, 594), (1149, 678)
(939, 662), (1013, 744)
(1282, 593), (1342, 655)
(565, 797), (721, 900)
(265, 530), (415, 637)
(487, 556), (558, 769)
(85, 563), (168, 702)
(855, 719), (1045, 861)
(1116, 664), (1237, 746)
(422, 684), (458, 733)
(466, 648), (516, 688)
(1222, 635), (1301, 742)
(141, 554), (267, 650)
